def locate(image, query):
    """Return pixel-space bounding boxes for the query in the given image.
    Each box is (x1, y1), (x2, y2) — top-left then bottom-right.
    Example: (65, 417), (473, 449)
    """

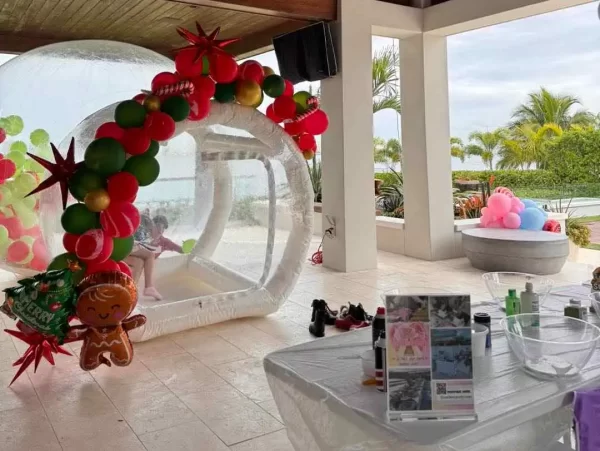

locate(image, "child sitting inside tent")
(126, 211), (183, 300)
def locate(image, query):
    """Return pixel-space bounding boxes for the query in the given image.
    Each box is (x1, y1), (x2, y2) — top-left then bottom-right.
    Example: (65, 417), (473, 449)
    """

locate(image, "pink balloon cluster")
(480, 187), (525, 229)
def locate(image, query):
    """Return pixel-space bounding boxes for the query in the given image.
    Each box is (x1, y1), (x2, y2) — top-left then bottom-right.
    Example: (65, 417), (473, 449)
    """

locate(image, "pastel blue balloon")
(521, 199), (538, 209)
(519, 207), (546, 231)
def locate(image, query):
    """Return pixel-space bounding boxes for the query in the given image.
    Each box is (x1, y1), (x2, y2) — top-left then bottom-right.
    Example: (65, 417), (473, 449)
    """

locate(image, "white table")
(264, 285), (599, 451)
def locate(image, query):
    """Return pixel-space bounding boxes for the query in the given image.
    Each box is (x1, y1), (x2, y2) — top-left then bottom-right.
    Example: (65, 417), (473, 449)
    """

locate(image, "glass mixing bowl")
(501, 314), (600, 379)
(483, 272), (554, 306)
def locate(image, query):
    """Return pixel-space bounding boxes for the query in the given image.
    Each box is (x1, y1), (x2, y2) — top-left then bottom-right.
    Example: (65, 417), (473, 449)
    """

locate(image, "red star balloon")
(5, 321), (73, 386)
(26, 138), (82, 210)
(175, 22), (240, 62)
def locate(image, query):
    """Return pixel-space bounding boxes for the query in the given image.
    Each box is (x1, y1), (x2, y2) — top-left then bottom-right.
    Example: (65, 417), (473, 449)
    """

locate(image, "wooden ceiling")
(0, 0), (337, 58)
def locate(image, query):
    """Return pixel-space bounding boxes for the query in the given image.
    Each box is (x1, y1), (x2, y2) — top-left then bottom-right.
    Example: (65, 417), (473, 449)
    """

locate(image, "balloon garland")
(0, 22), (330, 384)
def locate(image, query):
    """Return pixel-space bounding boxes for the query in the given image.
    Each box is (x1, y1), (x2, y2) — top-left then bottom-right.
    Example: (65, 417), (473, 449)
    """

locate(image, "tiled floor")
(0, 251), (596, 451)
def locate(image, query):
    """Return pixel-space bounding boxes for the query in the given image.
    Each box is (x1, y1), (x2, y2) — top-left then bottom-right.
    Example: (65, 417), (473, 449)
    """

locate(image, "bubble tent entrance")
(42, 101), (314, 341)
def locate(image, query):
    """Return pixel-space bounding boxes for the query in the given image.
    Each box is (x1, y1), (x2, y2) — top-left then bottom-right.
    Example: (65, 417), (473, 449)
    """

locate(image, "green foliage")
(374, 137), (402, 166)
(567, 218), (591, 247)
(306, 156), (322, 203)
(230, 196), (259, 225)
(372, 46), (401, 115)
(451, 170), (560, 188)
(376, 168), (404, 217)
(545, 127), (600, 183)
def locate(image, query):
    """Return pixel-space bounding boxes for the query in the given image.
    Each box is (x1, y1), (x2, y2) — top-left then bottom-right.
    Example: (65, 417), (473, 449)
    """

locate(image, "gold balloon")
(263, 66), (275, 77)
(235, 80), (262, 106)
(143, 95), (161, 112)
(303, 150), (315, 160)
(84, 189), (111, 212)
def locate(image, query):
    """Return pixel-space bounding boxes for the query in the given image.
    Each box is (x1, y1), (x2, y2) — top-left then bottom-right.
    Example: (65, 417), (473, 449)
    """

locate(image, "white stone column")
(319, 0), (377, 272)
(399, 34), (455, 260)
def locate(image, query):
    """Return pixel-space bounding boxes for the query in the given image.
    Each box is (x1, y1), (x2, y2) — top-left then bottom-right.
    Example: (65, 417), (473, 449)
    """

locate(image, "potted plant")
(566, 218), (591, 261)
(376, 168), (404, 218)
(306, 156), (322, 212)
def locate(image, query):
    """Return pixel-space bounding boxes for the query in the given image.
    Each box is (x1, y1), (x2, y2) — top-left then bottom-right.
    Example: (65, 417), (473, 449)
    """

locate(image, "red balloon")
(132, 94), (146, 104)
(296, 133), (316, 151)
(0, 159), (16, 181)
(209, 53), (239, 84)
(266, 104), (283, 123)
(95, 122), (125, 141)
(63, 233), (80, 253)
(188, 92), (211, 121)
(85, 259), (120, 276)
(151, 72), (180, 91)
(121, 127), (151, 155)
(32, 237), (49, 264)
(304, 109), (329, 135)
(29, 256), (47, 272)
(100, 201), (140, 238)
(76, 229), (114, 263)
(107, 172), (139, 203)
(283, 79), (294, 97)
(273, 96), (297, 120)
(238, 60), (265, 85)
(284, 120), (306, 136)
(0, 216), (23, 240)
(191, 76), (216, 99)
(144, 111), (176, 141)
(0, 128), (6, 144)
(117, 261), (132, 278)
(175, 50), (205, 79)
(6, 241), (30, 264)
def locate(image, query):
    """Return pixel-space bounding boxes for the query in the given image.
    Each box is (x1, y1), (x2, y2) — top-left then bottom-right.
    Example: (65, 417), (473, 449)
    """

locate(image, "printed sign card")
(385, 294), (476, 421)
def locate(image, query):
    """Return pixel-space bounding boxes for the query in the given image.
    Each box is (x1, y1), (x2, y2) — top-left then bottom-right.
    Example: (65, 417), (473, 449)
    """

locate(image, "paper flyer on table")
(385, 293), (476, 421)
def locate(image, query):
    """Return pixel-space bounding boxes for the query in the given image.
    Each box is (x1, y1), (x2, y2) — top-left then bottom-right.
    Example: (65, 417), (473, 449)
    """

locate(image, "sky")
(1, 1), (600, 171)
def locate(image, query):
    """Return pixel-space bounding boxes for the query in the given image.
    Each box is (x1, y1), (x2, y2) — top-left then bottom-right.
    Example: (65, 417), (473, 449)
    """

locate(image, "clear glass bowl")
(589, 292), (600, 320)
(501, 314), (600, 379)
(482, 272), (554, 306)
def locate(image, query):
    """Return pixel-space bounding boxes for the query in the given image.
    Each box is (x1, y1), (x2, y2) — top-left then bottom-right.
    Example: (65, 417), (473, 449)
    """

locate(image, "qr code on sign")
(436, 383), (447, 395)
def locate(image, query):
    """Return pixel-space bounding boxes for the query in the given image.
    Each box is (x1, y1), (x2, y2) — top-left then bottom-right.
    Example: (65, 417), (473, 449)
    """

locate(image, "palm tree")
(497, 123), (562, 170)
(511, 88), (594, 129)
(450, 137), (467, 162)
(464, 129), (505, 170)
(372, 45), (401, 115)
(374, 138), (402, 167)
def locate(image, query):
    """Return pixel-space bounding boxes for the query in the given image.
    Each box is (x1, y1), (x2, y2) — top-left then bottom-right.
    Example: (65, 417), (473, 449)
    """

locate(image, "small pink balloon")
(503, 212), (521, 229)
(494, 187), (514, 198)
(510, 196), (524, 213)
(480, 213), (491, 227)
(487, 193), (512, 216)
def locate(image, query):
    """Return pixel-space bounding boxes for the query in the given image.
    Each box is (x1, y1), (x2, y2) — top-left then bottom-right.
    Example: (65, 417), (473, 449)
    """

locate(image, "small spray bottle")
(505, 289), (520, 316)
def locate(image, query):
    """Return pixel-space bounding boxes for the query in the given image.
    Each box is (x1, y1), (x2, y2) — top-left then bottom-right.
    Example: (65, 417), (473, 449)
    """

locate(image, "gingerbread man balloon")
(67, 271), (146, 370)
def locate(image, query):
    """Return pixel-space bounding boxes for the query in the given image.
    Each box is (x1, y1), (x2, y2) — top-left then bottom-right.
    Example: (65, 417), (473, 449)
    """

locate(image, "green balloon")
(6, 150), (26, 169)
(114, 100), (147, 128)
(3, 115), (24, 136)
(48, 253), (86, 284)
(262, 75), (285, 98)
(293, 91), (312, 114)
(13, 172), (37, 195)
(69, 168), (105, 201)
(0, 186), (12, 207)
(30, 129), (50, 147)
(202, 55), (210, 75)
(0, 225), (8, 244)
(10, 141), (27, 153)
(20, 196), (36, 209)
(182, 239), (196, 254)
(61, 204), (99, 235)
(36, 143), (53, 159)
(84, 138), (126, 176)
(214, 83), (236, 103)
(110, 236), (134, 261)
(161, 95), (190, 122)
(123, 155), (160, 186)
(146, 140), (159, 158)
(24, 158), (45, 174)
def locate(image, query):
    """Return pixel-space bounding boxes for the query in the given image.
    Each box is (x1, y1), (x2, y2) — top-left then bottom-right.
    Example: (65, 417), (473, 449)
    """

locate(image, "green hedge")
(451, 170), (561, 187)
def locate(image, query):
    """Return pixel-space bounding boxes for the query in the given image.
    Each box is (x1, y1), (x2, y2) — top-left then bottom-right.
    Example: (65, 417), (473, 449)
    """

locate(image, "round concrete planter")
(462, 228), (569, 275)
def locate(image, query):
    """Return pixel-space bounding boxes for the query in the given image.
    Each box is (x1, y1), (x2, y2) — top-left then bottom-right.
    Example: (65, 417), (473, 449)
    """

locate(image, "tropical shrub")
(567, 219), (591, 247)
(546, 128), (600, 183)
(377, 168), (404, 218)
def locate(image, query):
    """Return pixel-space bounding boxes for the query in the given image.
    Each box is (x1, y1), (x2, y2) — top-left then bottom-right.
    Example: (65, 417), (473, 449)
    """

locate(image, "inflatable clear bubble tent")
(1, 40), (314, 341)
(41, 101), (314, 341)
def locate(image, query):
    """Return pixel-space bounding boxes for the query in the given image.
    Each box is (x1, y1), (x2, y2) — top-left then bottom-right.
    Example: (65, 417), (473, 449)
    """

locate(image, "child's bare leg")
(125, 256), (144, 284)
(129, 248), (162, 300)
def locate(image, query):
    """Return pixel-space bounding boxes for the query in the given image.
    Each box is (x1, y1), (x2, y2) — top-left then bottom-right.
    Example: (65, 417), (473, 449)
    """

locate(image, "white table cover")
(264, 285), (600, 451)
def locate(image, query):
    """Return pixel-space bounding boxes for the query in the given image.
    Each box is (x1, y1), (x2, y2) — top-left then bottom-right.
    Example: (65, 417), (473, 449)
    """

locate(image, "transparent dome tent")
(42, 101), (314, 342)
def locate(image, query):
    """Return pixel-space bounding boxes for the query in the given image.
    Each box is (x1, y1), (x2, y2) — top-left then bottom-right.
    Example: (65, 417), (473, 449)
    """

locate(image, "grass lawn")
(581, 215), (600, 224)
(586, 243), (600, 251)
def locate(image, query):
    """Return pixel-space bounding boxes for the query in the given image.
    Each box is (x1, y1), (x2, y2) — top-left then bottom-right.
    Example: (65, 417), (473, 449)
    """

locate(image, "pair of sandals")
(309, 299), (371, 338)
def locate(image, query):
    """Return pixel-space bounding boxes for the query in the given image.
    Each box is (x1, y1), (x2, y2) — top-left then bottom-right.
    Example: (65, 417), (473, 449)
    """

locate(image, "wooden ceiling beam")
(167, 0), (336, 21)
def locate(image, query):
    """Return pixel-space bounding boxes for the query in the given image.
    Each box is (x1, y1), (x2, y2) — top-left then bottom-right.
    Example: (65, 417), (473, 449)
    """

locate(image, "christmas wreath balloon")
(0, 21), (330, 384)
